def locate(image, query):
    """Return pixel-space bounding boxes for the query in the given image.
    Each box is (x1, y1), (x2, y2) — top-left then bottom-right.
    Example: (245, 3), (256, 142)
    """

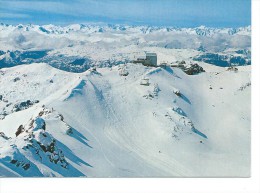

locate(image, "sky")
(0, 0), (251, 27)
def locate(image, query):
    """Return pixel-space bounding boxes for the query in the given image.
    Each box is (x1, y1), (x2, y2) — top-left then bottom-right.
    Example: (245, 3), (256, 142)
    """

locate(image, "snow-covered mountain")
(0, 24), (251, 177)
(0, 23), (251, 52)
(0, 62), (250, 177)
(0, 23), (251, 36)
(0, 23), (251, 72)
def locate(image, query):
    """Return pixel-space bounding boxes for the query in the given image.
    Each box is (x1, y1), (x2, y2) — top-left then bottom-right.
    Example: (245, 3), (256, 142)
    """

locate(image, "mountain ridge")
(0, 23), (251, 36)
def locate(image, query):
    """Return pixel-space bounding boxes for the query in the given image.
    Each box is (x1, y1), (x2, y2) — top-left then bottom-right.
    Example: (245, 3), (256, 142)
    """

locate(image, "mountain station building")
(133, 52), (157, 66)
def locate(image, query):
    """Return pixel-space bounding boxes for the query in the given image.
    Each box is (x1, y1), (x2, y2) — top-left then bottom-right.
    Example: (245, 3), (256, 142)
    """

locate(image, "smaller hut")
(140, 78), (150, 86)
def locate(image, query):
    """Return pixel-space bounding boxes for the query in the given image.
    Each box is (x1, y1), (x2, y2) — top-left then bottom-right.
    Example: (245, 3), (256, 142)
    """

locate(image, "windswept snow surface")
(0, 62), (250, 177)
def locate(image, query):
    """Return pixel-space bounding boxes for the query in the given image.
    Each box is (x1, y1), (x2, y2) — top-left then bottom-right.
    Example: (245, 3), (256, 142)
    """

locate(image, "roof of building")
(146, 53), (157, 57)
(137, 56), (146, 59)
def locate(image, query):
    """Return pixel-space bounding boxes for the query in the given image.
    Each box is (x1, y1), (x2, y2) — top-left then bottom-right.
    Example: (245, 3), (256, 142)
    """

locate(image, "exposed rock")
(0, 70), (5, 75)
(21, 114), (69, 169)
(0, 132), (10, 140)
(58, 114), (64, 121)
(15, 125), (24, 137)
(66, 127), (73, 135)
(183, 63), (205, 75)
(179, 60), (186, 65)
(90, 67), (96, 72)
(143, 91), (154, 99)
(33, 117), (46, 131)
(12, 100), (39, 112)
(119, 68), (129, 76)
(13, 77), (20, 82)
(227, 66), (238, 72)
(31, 131), (68, 168)
(173, 88), (181, 97)
(238, 82), (251, 91)
(10, 159), (30, 170)
(6, 103), (12, 107)
(0, 111), (7, 120)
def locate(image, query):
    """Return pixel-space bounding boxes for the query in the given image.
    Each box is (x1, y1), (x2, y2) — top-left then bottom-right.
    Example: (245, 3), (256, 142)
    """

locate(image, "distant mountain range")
(0, 23), (251, 72)
(0, 23), (251, 36)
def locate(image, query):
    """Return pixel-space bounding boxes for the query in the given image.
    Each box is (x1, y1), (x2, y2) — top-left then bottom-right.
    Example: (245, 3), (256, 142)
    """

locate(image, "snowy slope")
(0, 62), (250, 177)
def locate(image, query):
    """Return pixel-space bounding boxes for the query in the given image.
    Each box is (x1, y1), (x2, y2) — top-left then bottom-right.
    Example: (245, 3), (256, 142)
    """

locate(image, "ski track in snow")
(101, 72), (193, 176)
(77, 95), (116, 169)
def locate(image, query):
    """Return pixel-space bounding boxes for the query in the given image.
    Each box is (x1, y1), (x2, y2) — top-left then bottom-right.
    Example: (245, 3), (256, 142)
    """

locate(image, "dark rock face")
(183, 64), (205, 75)
(0, 132), (10, 140)
(174, 90), (181, 97)
(179, 60), (186, 65)
(10, 159), (30, 170)
(12, 100), (39, 112)
(66, 128), (73, 135)
(13, 77), (20, 82)
(0, 97), (39, 120)
(227, 66), (238, 72)
(30, 132), (69, 168)
(15, 125), (24, 137)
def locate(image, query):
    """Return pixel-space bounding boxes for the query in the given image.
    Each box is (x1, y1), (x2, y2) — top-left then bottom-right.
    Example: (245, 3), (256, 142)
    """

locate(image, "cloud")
(0, 12), (30, 19)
